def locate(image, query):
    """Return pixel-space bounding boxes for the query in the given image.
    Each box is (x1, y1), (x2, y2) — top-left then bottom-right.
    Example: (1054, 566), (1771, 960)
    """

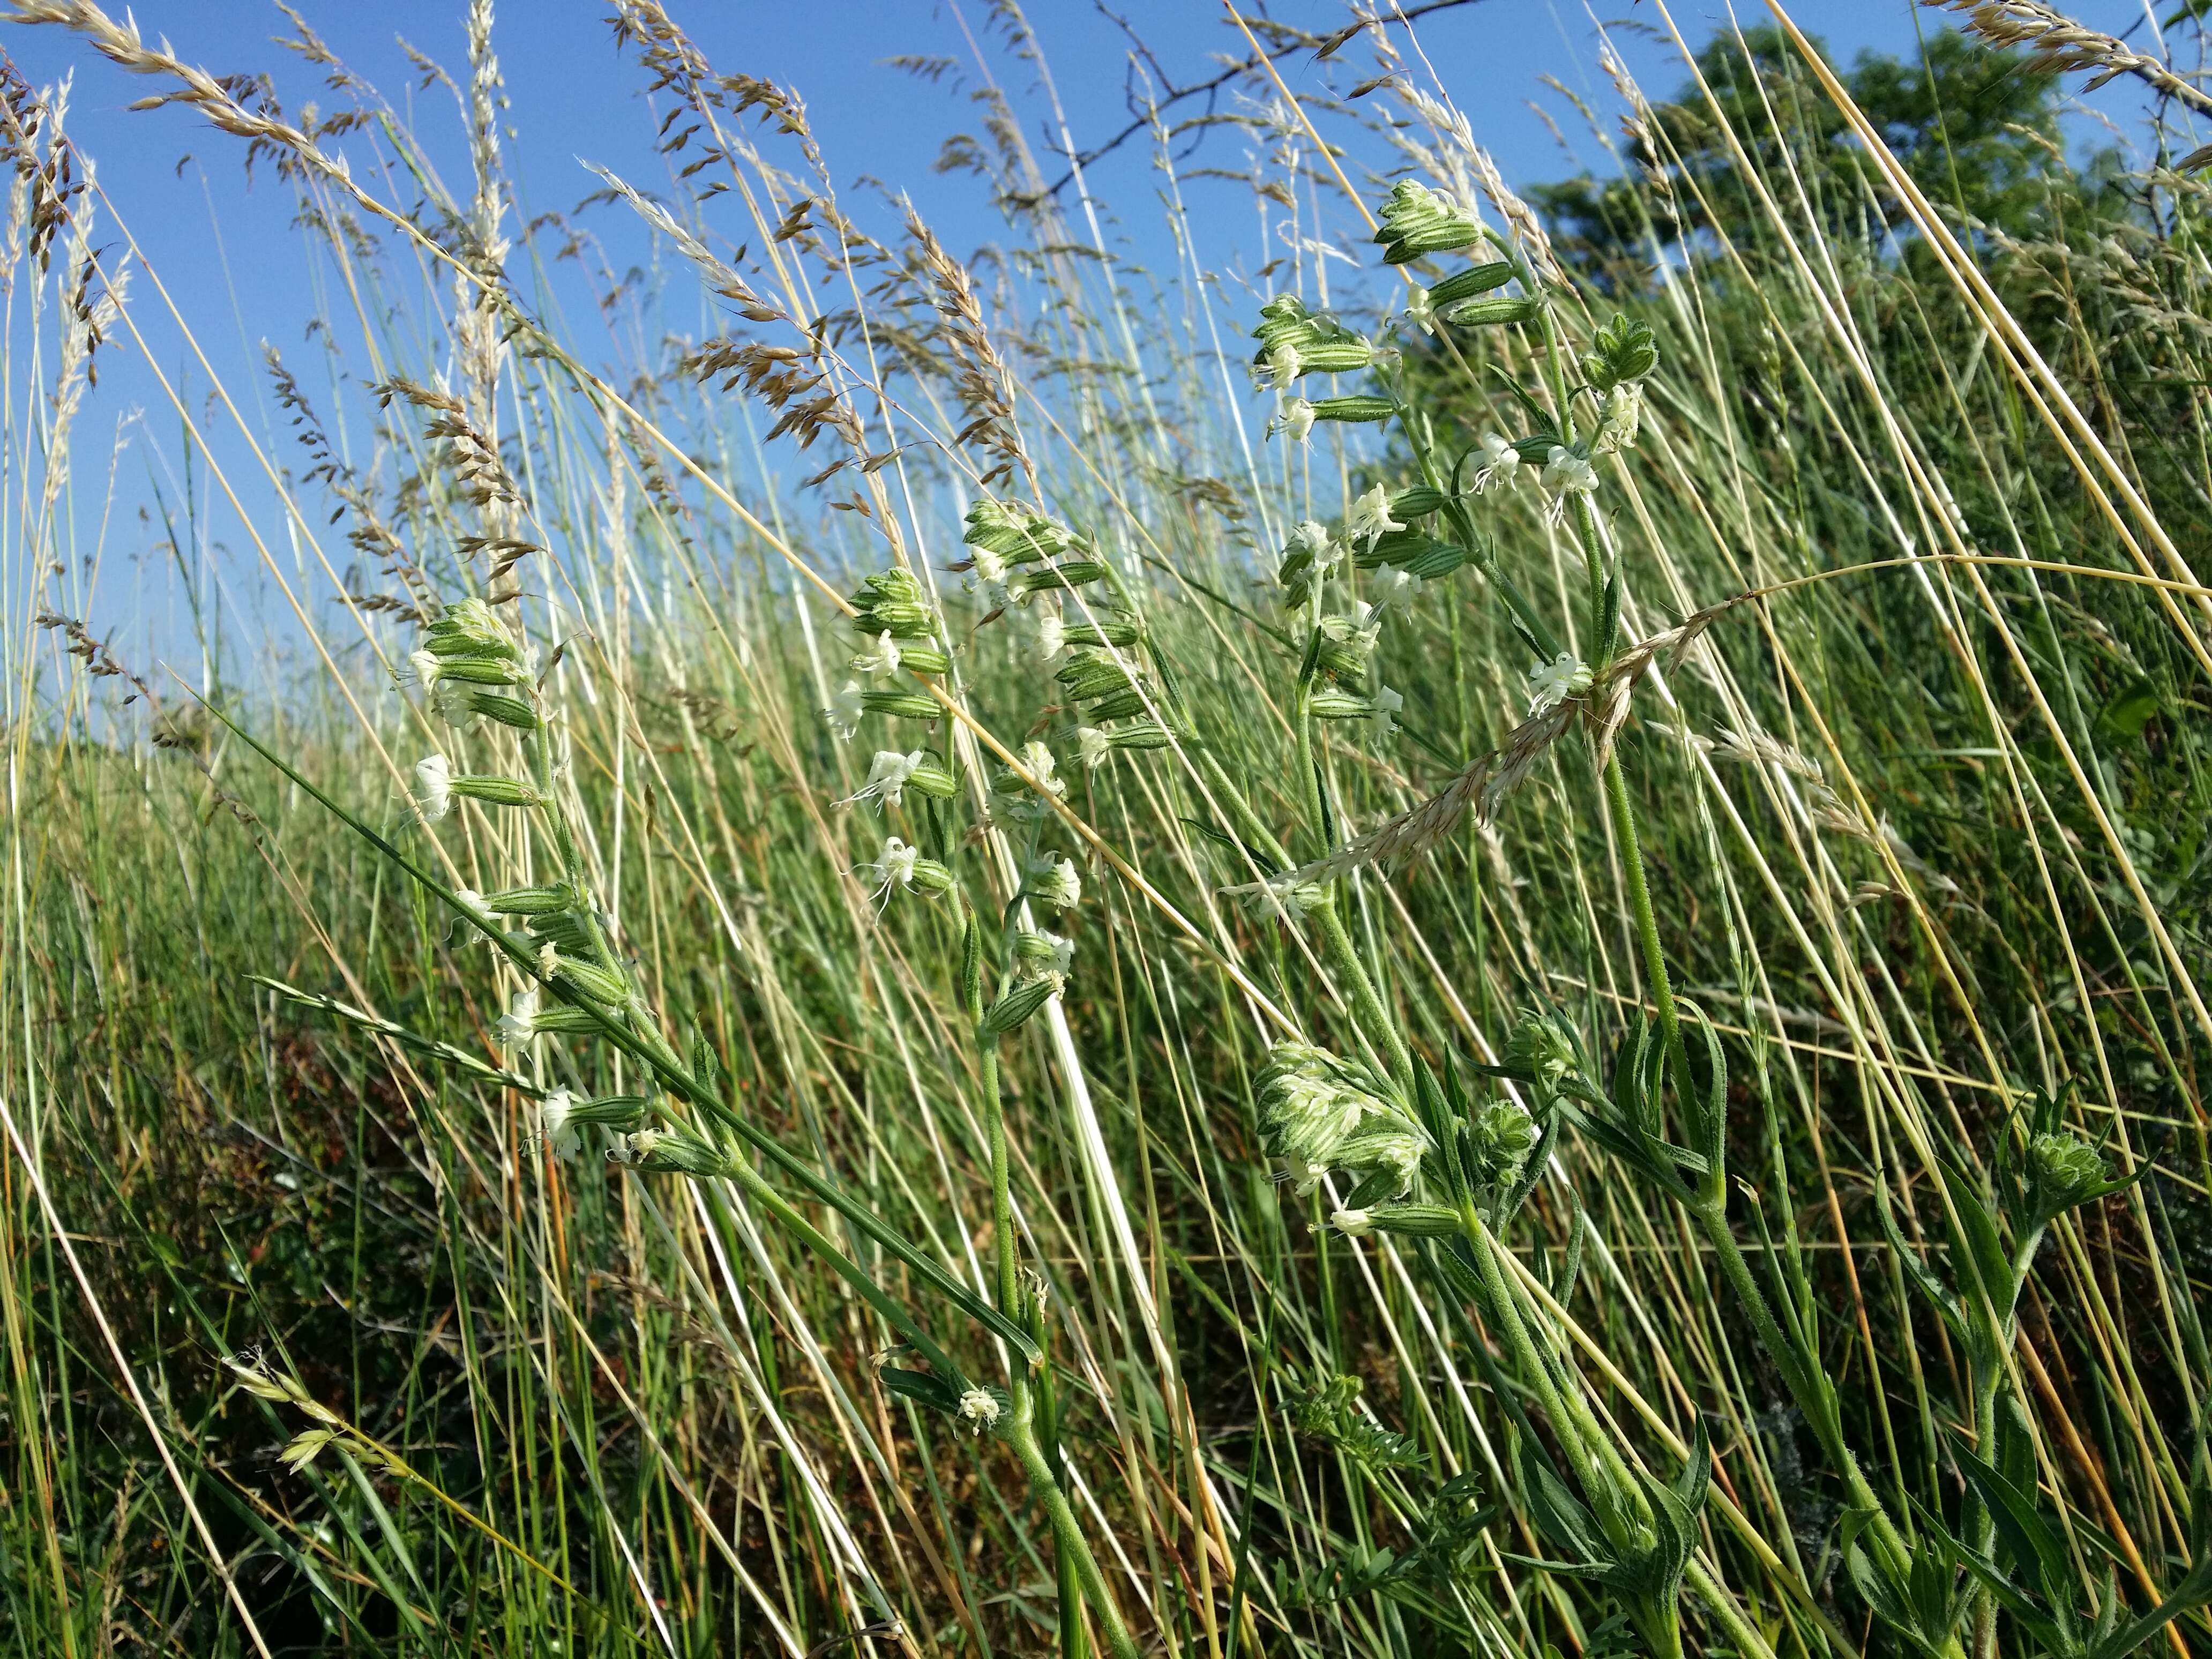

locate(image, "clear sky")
(0, 1), (2170, 684)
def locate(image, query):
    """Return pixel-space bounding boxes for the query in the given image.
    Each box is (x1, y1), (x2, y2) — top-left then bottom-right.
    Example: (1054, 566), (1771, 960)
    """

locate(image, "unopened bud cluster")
(1256, 1042), (1429, 1200)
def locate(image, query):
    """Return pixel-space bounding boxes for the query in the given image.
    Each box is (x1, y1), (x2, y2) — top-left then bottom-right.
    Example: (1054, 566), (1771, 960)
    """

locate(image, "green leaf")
(2096, 678), (2161, 738)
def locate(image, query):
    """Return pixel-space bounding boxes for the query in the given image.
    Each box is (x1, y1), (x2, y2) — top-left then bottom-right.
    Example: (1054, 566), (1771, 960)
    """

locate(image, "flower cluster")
(1256, 1042), (1429, 1199)
(408, 597), (540, 734)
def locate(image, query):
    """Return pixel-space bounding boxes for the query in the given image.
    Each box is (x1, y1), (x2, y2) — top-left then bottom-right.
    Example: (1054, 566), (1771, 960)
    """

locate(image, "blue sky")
(1, 1), (2170, 683)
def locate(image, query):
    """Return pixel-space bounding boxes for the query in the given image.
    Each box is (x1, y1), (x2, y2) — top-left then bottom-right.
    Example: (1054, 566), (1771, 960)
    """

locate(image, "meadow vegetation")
(1, 2), (2208, 1656)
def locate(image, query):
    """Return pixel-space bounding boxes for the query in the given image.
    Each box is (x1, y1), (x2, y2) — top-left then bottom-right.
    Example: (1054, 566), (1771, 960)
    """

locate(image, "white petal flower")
(1403, 285), (1436, 336)
(1291, 519), (1340, 569)
(1595, 382), (1643, 453)
(1020, 740), (1066, 800)
(1030, 855), (1081, 911)
(1471, 429), (1521, 493)
(412, 753), (452, 824)
(1372, 685), (1404, 743)
(539, 1088), (579, 1161)
(1542, 445), (1598, 525)
(1527, 652), (1594, 714)
(1232, 874), (1326, 923)
(1373, 569), (1423, 608)
(955, 1387), (1001, 1434)
(1330, 1208), (1376, 1236)
(851, 632), (901, 677)
(493, 988), (539, 1050)
(824, 679), (865, 742)
(1344, 483), (1405, 551)
(970, 543), (1008, 585)
(842, 749), (923, 812)
(1077, 727), (1111, 771)
(430, 678), (480, 728)
(1036, 613), (1067, 661)
(449, 888), (490, 945)
(856, 835), (921, 905)
(1271, 395), (1316, 444)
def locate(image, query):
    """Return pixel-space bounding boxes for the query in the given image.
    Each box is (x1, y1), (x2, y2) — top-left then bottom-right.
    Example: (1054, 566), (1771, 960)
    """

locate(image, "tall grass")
(1, 2), (2207, 1656)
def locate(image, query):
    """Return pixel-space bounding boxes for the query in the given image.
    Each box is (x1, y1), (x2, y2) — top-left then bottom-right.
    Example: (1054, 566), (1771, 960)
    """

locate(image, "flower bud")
(1060, 617), (1140, 649)
(985, 977), (1061, 1033)
(1371, 180), (1488, 263)
(1307, 395), (1396, 424)
(860, 689), (943, 722)
(1426, 261), (1517, 306)
(1343, 1203), (1463, 1238)
(422, 597), (522, 660)
(1506, 1010), (1582, 1088)
(446, 773), (545, 810)
(614, 1127), (727, 1178)
(2028, 1131), (2108, 1213)
(1011, 561), (1109, 596)
(553, 955), (632, 1007)
(1582, 312), (1658, 392)
(484, 884), (581, 917)
(1445, 295), (1544, 328)
(1012, 927), (1074, 987)
(1467, 1098), (1538, 1193)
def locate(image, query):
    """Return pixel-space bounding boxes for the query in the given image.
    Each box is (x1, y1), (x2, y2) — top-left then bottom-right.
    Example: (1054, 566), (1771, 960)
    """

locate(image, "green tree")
(1531, 25), (2071, 285)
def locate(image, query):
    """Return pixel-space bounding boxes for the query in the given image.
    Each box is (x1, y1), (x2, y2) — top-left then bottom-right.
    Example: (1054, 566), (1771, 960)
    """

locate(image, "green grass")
(2, 3), (2208, 1657)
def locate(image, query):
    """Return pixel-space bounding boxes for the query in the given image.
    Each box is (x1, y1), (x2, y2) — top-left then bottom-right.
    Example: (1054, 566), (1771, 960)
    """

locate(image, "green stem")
(1600, 749), (1684, 1071)
(1008, 1411), (1139, 1659)
(1694, 1197), (1912, 1577)
(982, 1032), (1122, 1659)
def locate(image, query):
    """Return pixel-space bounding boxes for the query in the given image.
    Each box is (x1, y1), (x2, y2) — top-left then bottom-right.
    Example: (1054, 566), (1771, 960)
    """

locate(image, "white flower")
(1271, 395), (1316, 444)
(408, 648), (443, 689)
(1077, 727), (1111, 771)
(430, 679), (478, 728)
(824, 679), (865, 742)
(1233, 874), (1325, 922)
(412, 753), (452, 824)
(842, 749), (923, 812)
(856, 835), (921, 905)
(1291, 519), (1340, 569)
(1036, 613), (1067, 661)
(851, 632), (901, 677)
(1319, 605), (1379, 649)
(1017, 929), (1075, 988)
(494, 988), (539, 1050)
(1542, 446), (1598, 524)
(1020, 740), (1066, 800)
(1376, 569), (1423, 606)
(539, 1088), (579, 1161)
(955, 1387), (1001, 1434)
(1329, 1208), (1375, 1236)
(449, 887), (490, 945)
(1403, 285), (1437, 336)
(1372, 685), (1404, 743)
(1472, 429), (1521, 493)
(1030, 855), (1081, 911)
(1527, 652), (1593, 714)
(1344, 483), (1404, 551)
(1595, 383), (1643, 452)
(970, 542), (1008, 585)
